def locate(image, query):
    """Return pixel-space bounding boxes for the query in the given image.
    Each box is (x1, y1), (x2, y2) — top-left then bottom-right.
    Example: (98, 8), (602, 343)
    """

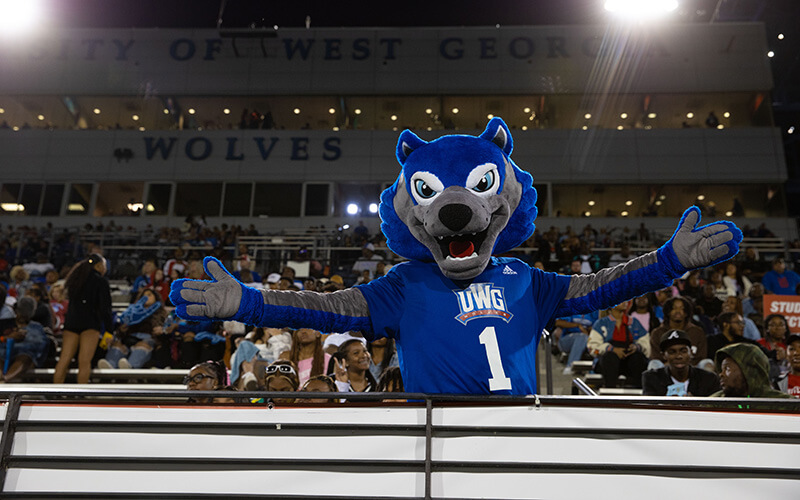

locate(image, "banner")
(763, 294), (800, 333)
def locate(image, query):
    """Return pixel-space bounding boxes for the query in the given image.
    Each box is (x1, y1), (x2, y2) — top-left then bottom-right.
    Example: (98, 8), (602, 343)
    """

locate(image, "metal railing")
(1, 388), (798, 499)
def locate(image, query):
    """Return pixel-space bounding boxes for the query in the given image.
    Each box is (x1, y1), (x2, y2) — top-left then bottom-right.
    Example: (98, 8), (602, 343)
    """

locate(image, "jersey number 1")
(478, 326), (512, 391)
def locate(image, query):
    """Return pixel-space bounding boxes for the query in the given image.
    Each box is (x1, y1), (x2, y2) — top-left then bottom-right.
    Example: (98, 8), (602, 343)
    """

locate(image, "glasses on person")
(183, 373), (216, 385)
(265, 364), (297, 376)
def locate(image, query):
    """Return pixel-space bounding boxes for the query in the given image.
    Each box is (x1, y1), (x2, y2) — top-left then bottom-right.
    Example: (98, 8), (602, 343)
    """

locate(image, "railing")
(0, 388), (798, 499)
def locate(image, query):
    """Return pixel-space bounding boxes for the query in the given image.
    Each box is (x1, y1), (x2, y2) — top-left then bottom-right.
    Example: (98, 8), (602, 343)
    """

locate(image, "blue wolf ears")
(395, 117), (514, 165)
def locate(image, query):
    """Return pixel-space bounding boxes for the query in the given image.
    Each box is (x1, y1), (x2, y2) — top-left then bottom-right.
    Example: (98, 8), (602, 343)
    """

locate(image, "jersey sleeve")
(528, 267), (572, 327)
(355, 266), (406, 341)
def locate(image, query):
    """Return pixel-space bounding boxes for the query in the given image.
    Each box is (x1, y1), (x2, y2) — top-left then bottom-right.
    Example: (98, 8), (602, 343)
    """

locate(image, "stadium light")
(346, 203), (359, 215)
(604, 0), (678, 21)
(0, 0), (45, 37)
(368, 203), (379, 213)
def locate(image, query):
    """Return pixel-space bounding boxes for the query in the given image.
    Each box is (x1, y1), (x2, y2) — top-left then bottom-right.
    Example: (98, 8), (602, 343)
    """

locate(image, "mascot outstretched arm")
(171, 118), (741, 395)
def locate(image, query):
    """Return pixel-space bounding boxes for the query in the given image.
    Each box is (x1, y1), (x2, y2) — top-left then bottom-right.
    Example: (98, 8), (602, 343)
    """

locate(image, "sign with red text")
(764, 294), (800, 333)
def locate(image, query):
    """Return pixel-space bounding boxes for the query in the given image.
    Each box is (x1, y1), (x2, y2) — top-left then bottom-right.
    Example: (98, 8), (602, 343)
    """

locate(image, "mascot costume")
(171, 117), (742, 395)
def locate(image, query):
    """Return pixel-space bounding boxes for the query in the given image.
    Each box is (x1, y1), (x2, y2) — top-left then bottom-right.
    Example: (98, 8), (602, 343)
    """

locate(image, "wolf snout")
(438, 203), (473, 232)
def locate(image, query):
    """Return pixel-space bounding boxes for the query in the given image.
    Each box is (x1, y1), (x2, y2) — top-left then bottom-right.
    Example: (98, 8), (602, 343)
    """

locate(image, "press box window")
(253, 183), (302, 217)
(67, 183), (94, 215)
(145, 184), (172, 216)
(223, 183), (253, 217)
(174, 183), (222, 217)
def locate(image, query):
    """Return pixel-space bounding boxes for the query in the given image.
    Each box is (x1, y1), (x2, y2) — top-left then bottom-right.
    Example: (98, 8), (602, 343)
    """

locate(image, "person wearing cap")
(352, 243), (383, 280)
(264, 273), (282, 290)
(648, 296), (707, 365)
(711, 343), (791, 398)
(641, 329), (720, 396)
(0, 296), (50, 383)
(776, 333), (800, 397)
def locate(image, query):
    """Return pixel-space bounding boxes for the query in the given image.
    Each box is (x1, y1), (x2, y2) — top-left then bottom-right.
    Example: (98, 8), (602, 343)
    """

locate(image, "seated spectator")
(707, 312), (760, 361)
(571, 241), (601, 274)
(587, 302), (649, 388)
(48, 283), (68, 335)
(130, 259), (156, 297)
(297, 374), (339, 404)
(758, 314), (790, 378)
(711, 343), (791, 398)
(264, 360), (300, 404)
(741, 283), (765, 323)
(554, 310), (598, 375)
(649, 296), (708, 367)
(607, 243), (635, 268)
(233, 256), (262, 284)
(98, 288), (166, 369)
(536, 229), (566, 272)
(641, 329), (720, 396)
(229, 339), (264, 391)
(679, 270), (704, 299)
(776, 333), (800, 397)
(0, 297), (50, 382)
(367, 337), (399, 382)
(22, 253), (55, 280)
(695, 283), (723, 318)
(25, 283), (53, 330)
(333, 338), (376, 392)
(720, 296), (761, 341)
(628, 293), (662, 336)
(738, 246), (767, 283)
(280, 328), (331, 387)
(185, 360), (229, 403)
(7, 266), (32, 298)
(376, 366), (406, 402)
(722, 262), (751, 298)
(352, 243), (383, 280)
(761, 257), (800, 296)
(708, 269), (729, 302)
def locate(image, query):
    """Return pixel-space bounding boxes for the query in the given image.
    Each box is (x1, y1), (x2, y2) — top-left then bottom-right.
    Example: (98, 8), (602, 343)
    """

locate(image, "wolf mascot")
(171, 118), (741, 394)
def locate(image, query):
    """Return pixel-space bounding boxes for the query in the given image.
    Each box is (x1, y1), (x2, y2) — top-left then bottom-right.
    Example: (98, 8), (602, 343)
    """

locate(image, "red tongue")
(449, 241), (475, 258)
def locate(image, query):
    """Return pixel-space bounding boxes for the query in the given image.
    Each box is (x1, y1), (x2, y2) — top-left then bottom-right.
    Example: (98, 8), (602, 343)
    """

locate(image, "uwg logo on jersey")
(453, 283), (513, 325)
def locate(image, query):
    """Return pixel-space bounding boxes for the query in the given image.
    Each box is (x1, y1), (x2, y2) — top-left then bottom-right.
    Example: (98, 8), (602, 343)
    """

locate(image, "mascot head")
(379, 117), (538, 280)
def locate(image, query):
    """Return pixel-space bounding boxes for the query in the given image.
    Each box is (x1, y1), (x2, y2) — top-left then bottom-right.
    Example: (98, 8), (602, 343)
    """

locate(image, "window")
(19, 184), (43, 215)
(174, 183), (222, 217)
(222, 183), (252, 216)
(304, 183), (330, 216)
(95, 182), (145, 217)
(253, 183), (302, 217)
(0, 183), (22, 214)
(333, 183), (382, 217)
(67, 183), (93, 215)
(41, 184), (65, 216)
(145, 183), (172, 216)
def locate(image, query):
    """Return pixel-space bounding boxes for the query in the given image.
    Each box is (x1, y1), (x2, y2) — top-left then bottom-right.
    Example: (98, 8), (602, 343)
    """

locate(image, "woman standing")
(53, 254), (113, 384)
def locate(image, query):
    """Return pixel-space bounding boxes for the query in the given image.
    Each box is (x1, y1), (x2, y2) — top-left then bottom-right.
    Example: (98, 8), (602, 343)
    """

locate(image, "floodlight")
(368, 203), (379, 213)
(0, 0), (44, 36)
(346, 203), (359, 215)
(604, 0), (678, 20)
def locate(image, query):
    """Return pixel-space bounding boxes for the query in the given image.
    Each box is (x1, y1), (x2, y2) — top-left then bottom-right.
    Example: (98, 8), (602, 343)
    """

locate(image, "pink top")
(297, 353), (332, 387)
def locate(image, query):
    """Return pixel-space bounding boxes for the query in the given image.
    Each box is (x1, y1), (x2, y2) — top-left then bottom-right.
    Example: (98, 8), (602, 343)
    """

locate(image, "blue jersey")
(357, 257), (570, 395)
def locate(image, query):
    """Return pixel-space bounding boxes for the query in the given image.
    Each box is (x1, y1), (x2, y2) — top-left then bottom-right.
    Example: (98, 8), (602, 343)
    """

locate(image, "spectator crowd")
(0, 218), (798, 401)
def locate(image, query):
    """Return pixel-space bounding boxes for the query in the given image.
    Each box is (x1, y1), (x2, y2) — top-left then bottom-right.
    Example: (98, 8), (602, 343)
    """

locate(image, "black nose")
(438, 203), (473, 232)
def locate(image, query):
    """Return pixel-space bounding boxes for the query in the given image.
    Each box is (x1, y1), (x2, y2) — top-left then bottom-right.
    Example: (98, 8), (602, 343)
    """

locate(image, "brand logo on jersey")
(453, 283), (513, 325)
(502, 265), (517, 275)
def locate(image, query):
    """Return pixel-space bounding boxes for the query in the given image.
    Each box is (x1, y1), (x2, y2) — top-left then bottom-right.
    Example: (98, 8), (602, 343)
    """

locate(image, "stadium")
(0, 0), (798, 498)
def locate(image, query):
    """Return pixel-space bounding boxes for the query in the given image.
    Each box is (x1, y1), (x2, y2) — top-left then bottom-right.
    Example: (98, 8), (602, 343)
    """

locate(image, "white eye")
(465, 163), (500, 198)
(409, 172), (444, 205)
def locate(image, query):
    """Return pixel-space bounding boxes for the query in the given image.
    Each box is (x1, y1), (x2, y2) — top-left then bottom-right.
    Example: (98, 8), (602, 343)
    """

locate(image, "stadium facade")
(0, 22), (794, 239)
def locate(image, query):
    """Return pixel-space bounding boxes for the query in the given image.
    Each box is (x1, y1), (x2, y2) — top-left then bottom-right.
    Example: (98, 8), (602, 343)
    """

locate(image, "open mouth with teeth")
(437, 229), (489, 260)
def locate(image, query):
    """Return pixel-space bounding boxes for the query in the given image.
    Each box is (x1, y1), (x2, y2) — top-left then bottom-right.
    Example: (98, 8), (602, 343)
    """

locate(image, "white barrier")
(1, 396), (798, 499)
